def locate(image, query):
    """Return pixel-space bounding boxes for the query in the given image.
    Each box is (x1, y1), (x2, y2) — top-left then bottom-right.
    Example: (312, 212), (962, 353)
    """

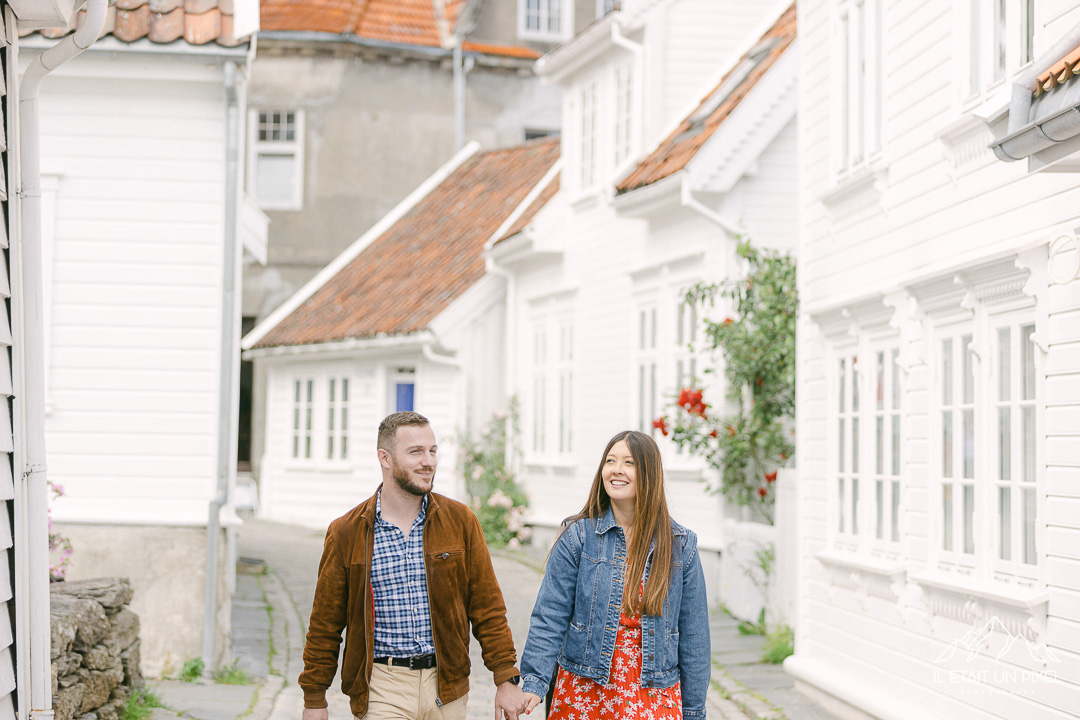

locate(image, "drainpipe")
(1006, 20), (1080, 134)
(203, 59), (242, 674)
(453, 37), (475, 151)
(17, 2), (108, 717)
(680, 174), (741, 237)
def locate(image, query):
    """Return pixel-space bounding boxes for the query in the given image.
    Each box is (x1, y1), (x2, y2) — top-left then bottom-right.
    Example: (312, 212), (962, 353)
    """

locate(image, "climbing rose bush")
(657, 239), (796, 523)
(461, 401), (531, 548)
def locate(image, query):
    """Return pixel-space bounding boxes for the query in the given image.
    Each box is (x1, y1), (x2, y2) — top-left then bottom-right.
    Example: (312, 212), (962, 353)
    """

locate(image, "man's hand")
(494, 681), (529, 720)
(523, 692), (542, 715)
(302, 708), (329, 720)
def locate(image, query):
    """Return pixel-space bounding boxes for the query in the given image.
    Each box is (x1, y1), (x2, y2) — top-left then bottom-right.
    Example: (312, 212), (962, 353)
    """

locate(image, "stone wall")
(51, 579), (142, 720)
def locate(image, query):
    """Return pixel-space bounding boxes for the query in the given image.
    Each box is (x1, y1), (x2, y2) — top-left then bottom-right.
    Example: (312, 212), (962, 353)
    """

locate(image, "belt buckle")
(409, 656), (422, 670)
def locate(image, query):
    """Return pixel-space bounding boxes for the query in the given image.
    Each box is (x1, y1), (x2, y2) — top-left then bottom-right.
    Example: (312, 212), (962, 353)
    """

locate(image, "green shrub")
(462, 401), (530, 548)
(179, 657), (204, 682)
(737, 607), (767, 636)
(213, 660), (253, 685)
(119, 688), (166, 720)
(762, 624), (794, 664)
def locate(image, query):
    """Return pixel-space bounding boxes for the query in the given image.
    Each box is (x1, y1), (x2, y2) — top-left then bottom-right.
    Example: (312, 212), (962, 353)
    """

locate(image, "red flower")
(781, 452), (787, 460)
(722, 317), (734, 326)
(709, 429), (719, 439)
(765, 471), (777, 483)
(757, 487), (768, 497)
(727, 426), (736, 438)
(755, 377), (764, 387)
(652, 417), (669, 437)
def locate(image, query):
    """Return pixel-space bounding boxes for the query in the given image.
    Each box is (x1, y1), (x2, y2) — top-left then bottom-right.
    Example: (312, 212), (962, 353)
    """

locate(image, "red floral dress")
(547, 606), (682, 720)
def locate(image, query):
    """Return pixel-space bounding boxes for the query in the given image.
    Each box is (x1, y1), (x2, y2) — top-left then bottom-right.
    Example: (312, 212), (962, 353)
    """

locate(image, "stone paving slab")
(151, 680), (256, 720)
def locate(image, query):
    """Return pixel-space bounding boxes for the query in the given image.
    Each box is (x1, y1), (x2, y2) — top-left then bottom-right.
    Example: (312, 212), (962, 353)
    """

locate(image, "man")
(299, 411), (528, 720)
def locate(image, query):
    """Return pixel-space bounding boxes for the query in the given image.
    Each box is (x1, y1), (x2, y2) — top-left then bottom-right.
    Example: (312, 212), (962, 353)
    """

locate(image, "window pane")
(839, 359), (846, 412)
(963, 484), (975, 554)
(852, 478), (859, 535)
(891, 414), (900, 476)
(1021, 324), (1036, 400)
(852, 356), (860, 411)
(999, 407), (1011, 481)
(638, 365), (645, 431)
(342, 435), (348, 459)
(943, 485), (953, 551)
(1024, 0), (1035, 63)
(1023, 487), (1037, 564)
(651, 309), (657, 348)
(993, 0), (1006, 81)
(328, 436), (334, 459)
(649, 363), (656, 420)
(1022, 406), (1036, 483)
(999, 486), (1011, 561)
(258, 154), (297, 206)
(838, 478), (846, 533)
(852, 418), (860, 472)
(307, 380), (313, 403)
(876, 416), (884, 475)
(876, 351), (885, 411)
(342, 378), (349, 402)
(942, 411), (953, 478)
(396, 383), (415, 412)
(998, 327), (1011, 401)
(969, 0), (981, 96)
(839, 419), (846, 473)
(962, 409), (974, 479)
(942, 338), (953, 405)
(891, 349), (901, 409)
(639, 311), (646, 350)
(876, 479), (884, 540)
(961, 334), (974, 404)
(677, 304), (685, 345)
(342, 408), (348, 431)
(294, 380), (300, 403)
(891, 480), (900, 543)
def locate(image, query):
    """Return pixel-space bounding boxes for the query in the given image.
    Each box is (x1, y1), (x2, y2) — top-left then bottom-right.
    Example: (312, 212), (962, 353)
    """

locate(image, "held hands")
(493, 681), (532, 720)
(523, 692), (542, 715)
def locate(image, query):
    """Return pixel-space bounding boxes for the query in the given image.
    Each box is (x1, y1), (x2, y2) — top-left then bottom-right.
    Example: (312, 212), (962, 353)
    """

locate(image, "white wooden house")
(24, 0), (263, 675)
(787, 0), (1080, 717)
(489, 0), (798, 615)
(242, 139), (559, 531)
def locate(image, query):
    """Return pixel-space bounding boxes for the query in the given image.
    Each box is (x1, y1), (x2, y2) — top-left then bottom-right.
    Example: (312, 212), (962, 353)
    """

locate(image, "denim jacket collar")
(593, 505), (690, 537)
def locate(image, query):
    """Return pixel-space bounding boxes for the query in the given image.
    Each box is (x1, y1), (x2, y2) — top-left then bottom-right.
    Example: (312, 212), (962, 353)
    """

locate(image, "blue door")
(396, 383), (415, 412)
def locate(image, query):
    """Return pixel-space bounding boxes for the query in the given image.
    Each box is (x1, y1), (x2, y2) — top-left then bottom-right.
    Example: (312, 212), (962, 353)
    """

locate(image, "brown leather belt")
(373, 654), (437, 670)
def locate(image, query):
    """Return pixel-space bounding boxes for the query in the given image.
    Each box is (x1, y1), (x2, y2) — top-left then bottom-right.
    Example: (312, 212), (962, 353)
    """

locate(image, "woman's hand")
(523, 692), (542, 715)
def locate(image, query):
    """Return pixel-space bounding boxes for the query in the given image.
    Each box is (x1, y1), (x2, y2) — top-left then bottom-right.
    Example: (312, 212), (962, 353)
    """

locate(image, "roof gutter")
(992, 20), (1080, 161)
(17, 1), (109, 716)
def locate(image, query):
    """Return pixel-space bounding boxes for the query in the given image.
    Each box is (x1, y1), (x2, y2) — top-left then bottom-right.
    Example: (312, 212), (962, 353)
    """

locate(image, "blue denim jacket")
(520, 508), (711, 719)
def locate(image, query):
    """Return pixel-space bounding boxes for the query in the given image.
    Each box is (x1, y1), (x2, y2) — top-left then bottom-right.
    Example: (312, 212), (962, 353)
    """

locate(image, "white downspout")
(679, 174), (742, 237)
(453, 38), (474, 151)
(17, 2), (108, 718)
(203, 59), (242, 674)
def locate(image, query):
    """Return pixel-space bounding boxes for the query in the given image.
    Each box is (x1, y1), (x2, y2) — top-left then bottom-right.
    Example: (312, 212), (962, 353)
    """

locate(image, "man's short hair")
(377, 411), (431, 452)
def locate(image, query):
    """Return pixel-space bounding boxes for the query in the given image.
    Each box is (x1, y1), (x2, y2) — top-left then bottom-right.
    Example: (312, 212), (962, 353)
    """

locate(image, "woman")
(519, 430), (711, 719)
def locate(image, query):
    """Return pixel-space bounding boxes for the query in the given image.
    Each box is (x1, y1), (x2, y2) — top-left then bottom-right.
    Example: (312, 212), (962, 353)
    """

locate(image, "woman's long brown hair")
(566, 430), (674, 616)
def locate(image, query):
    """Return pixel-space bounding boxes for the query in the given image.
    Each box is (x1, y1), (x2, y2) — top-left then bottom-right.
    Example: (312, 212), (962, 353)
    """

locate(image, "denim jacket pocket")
(664, 628), (680, 669)
(563, 620), (590, 664)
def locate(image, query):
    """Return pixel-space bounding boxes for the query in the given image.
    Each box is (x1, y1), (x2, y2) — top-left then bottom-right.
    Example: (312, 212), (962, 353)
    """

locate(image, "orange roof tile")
(254, 138), (560, 349)
(616, 4), (796, 194)
(22, 0), (247, 47)
(260, 0), (539, 59)
(495, 173), (559, 244)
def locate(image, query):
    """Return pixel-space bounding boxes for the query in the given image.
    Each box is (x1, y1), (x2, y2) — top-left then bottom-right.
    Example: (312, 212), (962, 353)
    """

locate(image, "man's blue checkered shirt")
(371, 490), (435, 657)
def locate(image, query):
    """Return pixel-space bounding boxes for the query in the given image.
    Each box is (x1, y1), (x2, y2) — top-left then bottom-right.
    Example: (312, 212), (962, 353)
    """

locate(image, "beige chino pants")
(357, 663), (467, 720)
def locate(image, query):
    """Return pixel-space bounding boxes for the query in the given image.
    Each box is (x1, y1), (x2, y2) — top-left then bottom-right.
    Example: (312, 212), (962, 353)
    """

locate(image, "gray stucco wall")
(244, 45), (561, 322)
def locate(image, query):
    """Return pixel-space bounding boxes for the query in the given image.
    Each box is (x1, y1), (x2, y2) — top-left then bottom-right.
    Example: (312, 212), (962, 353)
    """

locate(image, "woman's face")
(602, 440), (637, 504)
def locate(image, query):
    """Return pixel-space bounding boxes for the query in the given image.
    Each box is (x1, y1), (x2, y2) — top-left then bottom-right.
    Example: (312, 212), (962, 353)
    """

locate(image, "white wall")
(794, 0), (1080, 717)
(32, 52), (234, 527)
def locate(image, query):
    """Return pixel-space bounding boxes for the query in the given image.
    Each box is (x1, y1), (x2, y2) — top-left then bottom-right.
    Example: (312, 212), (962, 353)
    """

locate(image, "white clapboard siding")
(795, 0), (1080, 717)
(1, 21), (16, 720)
(33, 56), (227, 526)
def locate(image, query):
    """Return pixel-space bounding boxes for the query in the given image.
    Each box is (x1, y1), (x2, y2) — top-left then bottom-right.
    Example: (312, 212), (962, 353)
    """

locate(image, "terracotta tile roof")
(23, 0), (247, 47)
(616, 4), (796, 194)
(1035, 46), (1080, 95)
(495, 173), (559, 244)
(254, 138), (560, 349)
(261, 0), (541, 59)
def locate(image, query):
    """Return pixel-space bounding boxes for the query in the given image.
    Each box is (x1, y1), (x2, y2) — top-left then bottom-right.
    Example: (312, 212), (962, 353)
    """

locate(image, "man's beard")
(391, 459), (434, 497)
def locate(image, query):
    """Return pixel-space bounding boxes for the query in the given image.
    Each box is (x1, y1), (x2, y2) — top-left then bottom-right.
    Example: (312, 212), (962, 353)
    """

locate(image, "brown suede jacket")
(299, 488), (520, 717)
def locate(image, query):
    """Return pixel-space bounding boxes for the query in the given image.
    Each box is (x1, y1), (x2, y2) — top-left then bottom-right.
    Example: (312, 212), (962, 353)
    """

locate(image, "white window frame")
(388, 366), (417, 415)
(292, 378), (314, 460)
(833, 0), (883, 175)
(956, 0), (1035, 105)
(635, 302), (659, 435)
(596, 0), (618, 18)
(870, 342), (903, 550)
(579, 81), (598, 192)
(531, 326), (548, 455)
(557, 321), (573, 455)
(250, 108), (305, 211)
(518, 0), (573, 42)
(613, 61), (633, 169)
(327, 376), (350, 461)
(833, 346), (862, 550)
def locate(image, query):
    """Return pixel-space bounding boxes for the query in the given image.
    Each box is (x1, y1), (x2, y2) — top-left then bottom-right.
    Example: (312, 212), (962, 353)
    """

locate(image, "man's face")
(383, 424), (438, 497)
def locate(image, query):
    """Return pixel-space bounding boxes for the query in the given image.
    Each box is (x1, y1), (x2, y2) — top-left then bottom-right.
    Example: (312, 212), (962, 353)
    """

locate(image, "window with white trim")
(836, 350), (860, 540)
(960, 0), (1035, 101)
(938, 327), (976, 559)
(636, 304), (658, 434)
(993, 317), (1038, 577)
(292, 378), (314, 459)
(252, 109), (304, 211)
(557, 323), (573, 454)
(532, 327), (548, 454)
(872, 346), (902, 545)
(613, 62), (633, 168)
(835, 0), (882, 171)
(327, 377), (349, 460)
(519, 0), (570, 41)
(579, 81), (597, 191)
